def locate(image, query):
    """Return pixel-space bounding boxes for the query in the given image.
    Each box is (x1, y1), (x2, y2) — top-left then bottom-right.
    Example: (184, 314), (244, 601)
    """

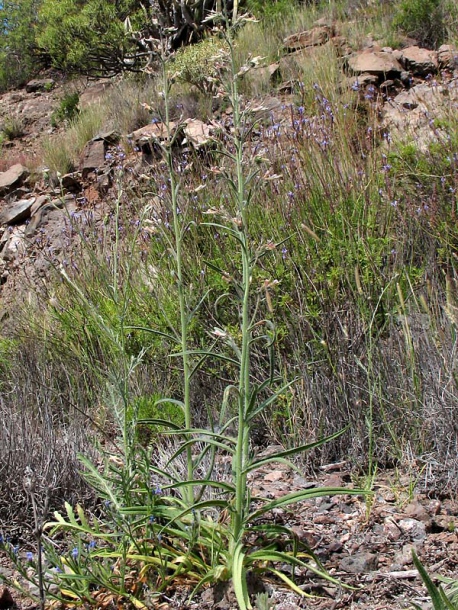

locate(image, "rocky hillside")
(1, 27), (457, 314)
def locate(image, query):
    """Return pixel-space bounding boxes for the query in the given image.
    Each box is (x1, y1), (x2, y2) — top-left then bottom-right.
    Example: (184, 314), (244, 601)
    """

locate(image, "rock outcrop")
(0, 165), (29, 196)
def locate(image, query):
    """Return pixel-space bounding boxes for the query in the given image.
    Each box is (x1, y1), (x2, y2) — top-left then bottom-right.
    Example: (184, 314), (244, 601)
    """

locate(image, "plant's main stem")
(230, 46), (251, 547)
(162, 62), (194, 504)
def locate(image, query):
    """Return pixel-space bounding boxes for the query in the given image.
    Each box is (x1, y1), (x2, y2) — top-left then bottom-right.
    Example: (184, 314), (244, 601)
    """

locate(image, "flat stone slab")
(348, 51), (403, 76)
(0, 198), (35, 225)
(0, 164), (29, 196)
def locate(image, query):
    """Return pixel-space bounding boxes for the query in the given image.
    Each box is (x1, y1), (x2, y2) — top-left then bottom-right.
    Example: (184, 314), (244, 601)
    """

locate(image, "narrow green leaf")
(163, 479), (235, 494)
(247, 379), (298, 420)
(124, 325), (177, 343)
(170, 349), (239, 367)
(165, 438), (235, 468)
(243, 456), (300, 477)
(137, 418), (182, 430)
(268, 567), (316, 598)
(161, 427), (237, 445)
(244, 427), (349, 473)
(412, 550), (447, 610)
(249, 487), (367, 521)
(233, 544), (251, 610)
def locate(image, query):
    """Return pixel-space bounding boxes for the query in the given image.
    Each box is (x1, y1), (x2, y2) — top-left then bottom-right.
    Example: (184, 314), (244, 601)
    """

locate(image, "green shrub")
(246, 0), (299, 19)
(51, 92), (80, 127)
(392, 0), (450, 47)
(170, 37), (229, 94)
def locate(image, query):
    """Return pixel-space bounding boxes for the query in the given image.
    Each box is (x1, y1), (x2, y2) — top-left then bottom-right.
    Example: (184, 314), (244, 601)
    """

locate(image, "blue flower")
(26, 552), (33, 561)
(71, 548), (79, 558)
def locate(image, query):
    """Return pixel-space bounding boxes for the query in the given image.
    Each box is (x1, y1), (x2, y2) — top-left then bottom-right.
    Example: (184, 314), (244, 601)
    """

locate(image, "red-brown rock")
(348, 50), (403, 76)
(399, 46), (438, 76)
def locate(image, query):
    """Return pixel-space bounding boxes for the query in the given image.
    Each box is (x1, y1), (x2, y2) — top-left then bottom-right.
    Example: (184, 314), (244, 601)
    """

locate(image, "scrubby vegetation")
(1, 0), (458, 608)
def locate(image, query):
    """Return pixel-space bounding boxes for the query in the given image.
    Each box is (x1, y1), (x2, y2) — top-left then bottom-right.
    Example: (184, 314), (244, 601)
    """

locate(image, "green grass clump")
(43, 104), (105, 172)
(1, 115), (25, 140)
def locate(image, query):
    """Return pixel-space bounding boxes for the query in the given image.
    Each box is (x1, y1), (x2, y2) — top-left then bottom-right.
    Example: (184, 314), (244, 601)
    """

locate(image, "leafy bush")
(0, 0), (45, 92)
(170, 37), (230, 94)
(246, 0), (299, 19)
(51, 92), (80, 126)
(392, 0), (450, 48)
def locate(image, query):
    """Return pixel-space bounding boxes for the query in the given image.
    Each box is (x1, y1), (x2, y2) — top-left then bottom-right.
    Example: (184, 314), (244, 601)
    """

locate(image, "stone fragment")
(251, 62), (281, 86)
(61, 173), (82, 192)
(348, 51), (403, 76)
(26, 196), (74, 237)
(30, 195), (49, 216)
(340, 552), (378, 574)
(323, 473), (344, 487)
(25, 78), (55, 93)
(80, 140), (106, 179)
(399, 46), (438, 76)
(404, 501), (431, 524)
(438, 44), (458, 70)
(264, 470), (284, 482)
(97, 172), (112, 195)
(284, 25), (334, 52)
(92, 130), (121, 145)
(183, 118), (217, 148)
(129, 121), (177, 161)
(328, 541), (344, 553)
(0, 164), (29, 196)
(290, 526), (319, 547)
(0, 586), (15, 609)
(432, 515), (458, 531)
(0, 226), (26, 261)
(384, 518), (402, 541)
(0, 198), (35, 225)
(392, 543), (415, 568)
(398, 518), (427, 541)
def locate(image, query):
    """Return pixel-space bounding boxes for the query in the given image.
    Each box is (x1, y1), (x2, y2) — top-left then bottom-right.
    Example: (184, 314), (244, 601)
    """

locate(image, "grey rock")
(398, 518), (427, 541)
(25, 78), (55, 93)
(30, 194), (50, 216)
(80, 139), (106, 179)
(92, 130), (121, 145)
(0, 226), (27, 261)
(0, 198), (35, 225)
(340, 552), (378, 574)
(0, 164), (29, 196)
(394, 91), (418, 110)
(438, 44), (458, 70)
